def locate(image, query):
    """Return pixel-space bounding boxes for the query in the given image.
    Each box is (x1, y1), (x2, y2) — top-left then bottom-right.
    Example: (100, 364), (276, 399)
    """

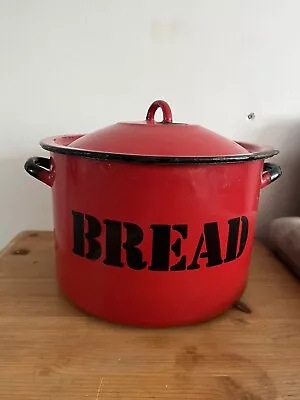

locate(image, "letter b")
(72, 211), (102, 260)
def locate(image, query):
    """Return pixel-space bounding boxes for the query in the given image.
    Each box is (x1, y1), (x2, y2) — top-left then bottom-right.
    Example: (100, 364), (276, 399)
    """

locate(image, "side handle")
(261, 162), (282, 189)
(24, 157), (55, 187)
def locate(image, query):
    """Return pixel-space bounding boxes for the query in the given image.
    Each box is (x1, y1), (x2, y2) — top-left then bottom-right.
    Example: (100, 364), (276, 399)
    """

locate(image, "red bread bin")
(25, 100), (281, 327)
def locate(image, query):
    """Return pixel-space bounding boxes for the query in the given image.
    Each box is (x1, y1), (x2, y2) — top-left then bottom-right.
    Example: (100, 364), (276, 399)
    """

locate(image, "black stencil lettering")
(224, 216), (249, 262)
(123, 222), (147, 270)
(72, 211), (85, 257)
(103, 220), (123, 267)
(149, 225), (171, 271)
(237, 216), (249, 257)
(72, 211), (101, 260)
(85, 214), (102, 260)
(188, 222), (223, 269)
(170, 224), (188, 271)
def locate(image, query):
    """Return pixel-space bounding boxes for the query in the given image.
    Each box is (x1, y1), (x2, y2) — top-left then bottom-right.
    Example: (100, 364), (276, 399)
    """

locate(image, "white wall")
(0, 0), (299, 247)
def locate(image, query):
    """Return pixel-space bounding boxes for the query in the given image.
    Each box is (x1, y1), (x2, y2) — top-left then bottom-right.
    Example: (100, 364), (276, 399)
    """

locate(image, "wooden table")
(0, 231), (299, 399)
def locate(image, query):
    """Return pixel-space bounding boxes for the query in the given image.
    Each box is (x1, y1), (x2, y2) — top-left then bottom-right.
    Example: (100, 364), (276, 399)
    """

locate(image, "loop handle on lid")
(146, 100), (173, 123)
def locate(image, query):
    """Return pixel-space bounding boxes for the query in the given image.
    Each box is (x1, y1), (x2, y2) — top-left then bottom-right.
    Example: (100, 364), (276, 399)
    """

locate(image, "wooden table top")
(0, 231), (299, 399)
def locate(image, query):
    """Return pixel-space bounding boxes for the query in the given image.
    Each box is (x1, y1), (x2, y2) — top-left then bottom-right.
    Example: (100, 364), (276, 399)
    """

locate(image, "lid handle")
(146, 100), (173, 123)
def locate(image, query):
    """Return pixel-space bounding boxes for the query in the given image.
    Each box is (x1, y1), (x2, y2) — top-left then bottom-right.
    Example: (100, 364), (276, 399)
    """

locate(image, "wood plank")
(0, 231), (299, 399)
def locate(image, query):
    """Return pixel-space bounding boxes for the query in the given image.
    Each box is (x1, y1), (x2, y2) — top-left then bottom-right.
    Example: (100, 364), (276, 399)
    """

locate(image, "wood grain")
(0, 231), (299, 399)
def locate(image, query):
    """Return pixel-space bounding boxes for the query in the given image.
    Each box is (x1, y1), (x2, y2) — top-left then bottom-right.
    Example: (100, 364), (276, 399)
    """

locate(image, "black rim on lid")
(40, 141), (279, 165)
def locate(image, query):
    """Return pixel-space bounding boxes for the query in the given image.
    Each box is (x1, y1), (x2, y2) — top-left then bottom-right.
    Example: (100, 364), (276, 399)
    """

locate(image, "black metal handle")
(261, 162), (282, 188)
(24, 157), (55, 187)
